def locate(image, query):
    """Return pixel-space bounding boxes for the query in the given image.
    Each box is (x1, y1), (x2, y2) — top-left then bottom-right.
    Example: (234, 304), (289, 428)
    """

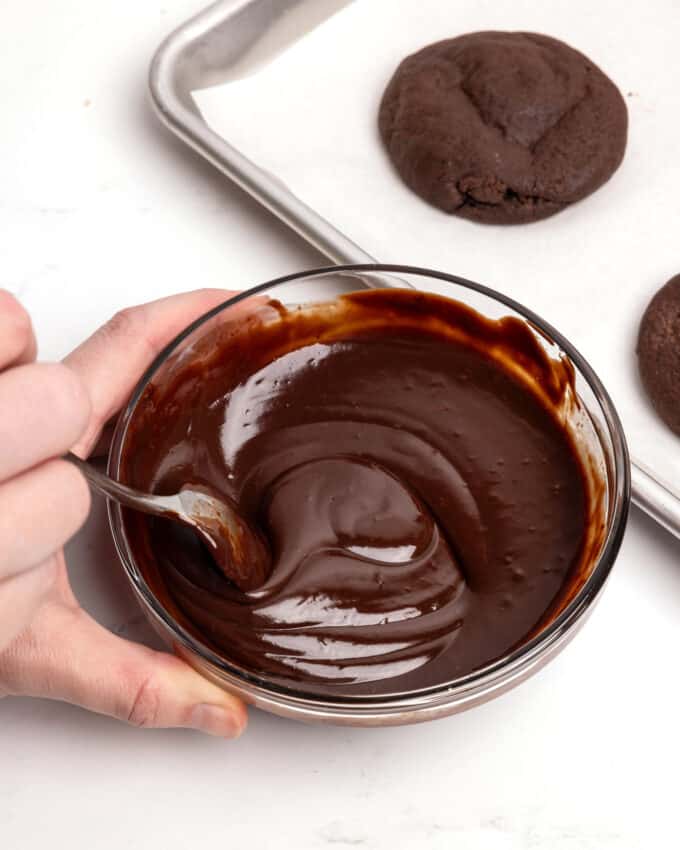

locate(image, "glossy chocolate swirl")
(121, 289), (589, 696)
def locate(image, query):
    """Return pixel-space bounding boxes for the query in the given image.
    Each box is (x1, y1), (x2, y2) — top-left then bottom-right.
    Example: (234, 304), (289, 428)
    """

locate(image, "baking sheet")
(194, 0), (680, 490)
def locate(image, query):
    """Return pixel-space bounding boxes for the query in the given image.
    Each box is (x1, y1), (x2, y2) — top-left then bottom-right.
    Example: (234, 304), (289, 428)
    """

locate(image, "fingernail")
(188, 703), (244, 738)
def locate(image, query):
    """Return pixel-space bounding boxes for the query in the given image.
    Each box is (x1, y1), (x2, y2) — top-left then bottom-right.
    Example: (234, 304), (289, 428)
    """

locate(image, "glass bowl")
(107, 264), (630, 726)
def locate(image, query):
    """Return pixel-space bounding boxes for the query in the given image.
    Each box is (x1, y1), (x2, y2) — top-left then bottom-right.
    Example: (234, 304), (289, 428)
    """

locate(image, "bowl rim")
(107, 263), (631, 709)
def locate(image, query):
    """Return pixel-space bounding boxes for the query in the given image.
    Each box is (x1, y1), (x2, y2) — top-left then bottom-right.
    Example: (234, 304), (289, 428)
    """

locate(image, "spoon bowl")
(65, 452), (268, 590)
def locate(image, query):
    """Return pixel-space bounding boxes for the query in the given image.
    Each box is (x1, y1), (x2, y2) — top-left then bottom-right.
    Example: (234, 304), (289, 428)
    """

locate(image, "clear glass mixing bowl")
(108, 265), (630, 726)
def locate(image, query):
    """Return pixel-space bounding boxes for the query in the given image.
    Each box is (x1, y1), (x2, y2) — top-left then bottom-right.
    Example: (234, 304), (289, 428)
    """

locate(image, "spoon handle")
(64, 452), (181, 519)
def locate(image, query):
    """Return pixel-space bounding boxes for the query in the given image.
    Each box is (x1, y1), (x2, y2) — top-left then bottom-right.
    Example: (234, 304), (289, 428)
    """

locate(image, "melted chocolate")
(121, 289), (590, 696)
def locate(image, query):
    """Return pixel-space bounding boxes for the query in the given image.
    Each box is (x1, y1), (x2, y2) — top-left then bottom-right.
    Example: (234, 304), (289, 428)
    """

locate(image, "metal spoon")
(64, 452), (270, 591)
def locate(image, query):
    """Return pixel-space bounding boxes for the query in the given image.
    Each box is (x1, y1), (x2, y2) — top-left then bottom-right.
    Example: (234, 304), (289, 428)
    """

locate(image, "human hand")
(0, 289), (247, 738)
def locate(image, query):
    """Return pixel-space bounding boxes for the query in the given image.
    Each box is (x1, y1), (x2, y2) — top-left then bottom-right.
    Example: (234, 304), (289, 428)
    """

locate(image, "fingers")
(0, 459), (91, 580)
(0, 560), (59, 652)
(64, 289), (234, 457)
(0, 363), (91, 581)
(0, 290), (37, 370)
(0, 603), (248, 738)
(0, 362), (91, 481)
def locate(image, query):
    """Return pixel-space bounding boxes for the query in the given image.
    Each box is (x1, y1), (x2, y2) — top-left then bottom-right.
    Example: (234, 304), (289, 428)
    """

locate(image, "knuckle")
(126, 674), (161, 728)
(100, 306), (145, 345)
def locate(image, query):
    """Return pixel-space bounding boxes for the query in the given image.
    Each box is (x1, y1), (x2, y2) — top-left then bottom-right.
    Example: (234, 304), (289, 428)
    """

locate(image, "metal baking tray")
(148, 0), (680, 540)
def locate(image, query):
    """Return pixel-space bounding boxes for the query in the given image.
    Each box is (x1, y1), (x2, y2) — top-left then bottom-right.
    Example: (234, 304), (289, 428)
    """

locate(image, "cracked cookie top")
(378, 31), (627, 224)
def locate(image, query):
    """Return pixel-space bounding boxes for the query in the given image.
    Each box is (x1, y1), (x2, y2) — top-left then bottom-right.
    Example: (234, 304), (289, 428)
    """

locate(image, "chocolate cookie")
(637, 275), (680, 435)
(378, 32), (628, 224)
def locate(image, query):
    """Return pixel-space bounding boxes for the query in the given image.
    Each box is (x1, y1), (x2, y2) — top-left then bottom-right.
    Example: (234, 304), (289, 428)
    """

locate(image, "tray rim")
(149, 0), (370, 264)
(147, 0), (680, 539)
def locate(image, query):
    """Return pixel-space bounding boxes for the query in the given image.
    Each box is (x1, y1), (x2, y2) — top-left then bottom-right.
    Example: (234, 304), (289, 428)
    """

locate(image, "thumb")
(0, 600), (248, 738)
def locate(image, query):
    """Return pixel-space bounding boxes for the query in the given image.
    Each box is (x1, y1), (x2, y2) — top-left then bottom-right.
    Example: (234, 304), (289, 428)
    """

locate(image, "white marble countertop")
(1, 2), (678, 848)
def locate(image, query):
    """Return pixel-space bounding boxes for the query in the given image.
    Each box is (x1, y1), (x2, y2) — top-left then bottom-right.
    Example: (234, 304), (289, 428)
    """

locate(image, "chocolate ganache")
(121, 289), (592, 696)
